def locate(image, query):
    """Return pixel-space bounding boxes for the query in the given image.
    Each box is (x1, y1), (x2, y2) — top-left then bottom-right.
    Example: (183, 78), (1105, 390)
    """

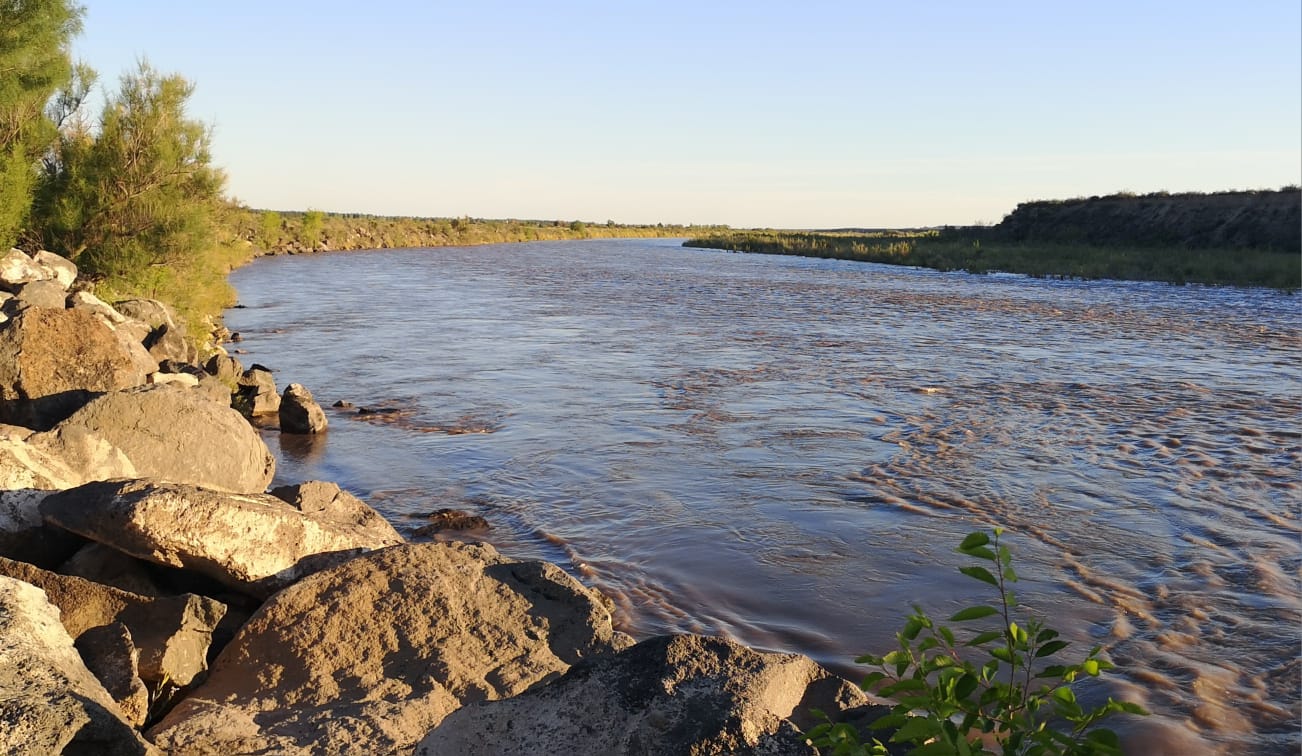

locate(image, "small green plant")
(808, 528), (1146, 756)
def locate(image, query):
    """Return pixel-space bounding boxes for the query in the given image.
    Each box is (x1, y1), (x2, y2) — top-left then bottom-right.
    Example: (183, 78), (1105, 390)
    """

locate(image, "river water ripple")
(226, 239), (1300, 754)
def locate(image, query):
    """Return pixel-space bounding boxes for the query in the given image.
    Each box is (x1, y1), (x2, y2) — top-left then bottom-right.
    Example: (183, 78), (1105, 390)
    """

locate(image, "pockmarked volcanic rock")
(416, 633), (884, 756)
(279, 383), (328, 434)
(52, 384), (275, 493)
(0, 555), (226, 688)
(0, 308), (150, 429)
(147, 541), (629, 755)
(0, 576), (156, 755)
(41, 479), (402, 597)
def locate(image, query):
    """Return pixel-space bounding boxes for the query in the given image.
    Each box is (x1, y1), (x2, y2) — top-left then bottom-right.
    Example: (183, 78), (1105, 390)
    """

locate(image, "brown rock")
(416, 634), (886, 756)
(279, 383), (328, 434)
(0, 575), (158, 755)
(268, 480), (401, 546)
(232, 366), (279, 416)
(0, 308), (149, 429)
(60, 542), (164, 597)
(415, 508), (490, 536)
(0, 555), (226, 688)
(148, 541), (627, 755)
(75, 622), (150, 727)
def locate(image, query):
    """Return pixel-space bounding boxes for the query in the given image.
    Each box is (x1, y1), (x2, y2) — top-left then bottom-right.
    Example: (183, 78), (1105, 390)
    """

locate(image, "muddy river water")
(225, 238), (1299, 753)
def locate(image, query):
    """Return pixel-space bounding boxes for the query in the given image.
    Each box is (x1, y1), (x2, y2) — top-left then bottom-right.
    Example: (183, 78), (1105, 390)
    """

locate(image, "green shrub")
(808, 529), (1145, 755)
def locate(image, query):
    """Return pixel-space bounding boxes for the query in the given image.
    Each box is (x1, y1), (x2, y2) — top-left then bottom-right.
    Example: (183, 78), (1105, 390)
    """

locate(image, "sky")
(70, 1), (1301, 229)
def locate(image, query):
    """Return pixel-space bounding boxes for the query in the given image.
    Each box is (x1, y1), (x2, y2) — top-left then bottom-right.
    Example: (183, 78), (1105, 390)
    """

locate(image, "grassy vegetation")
(224, 205), (721, 256)
(684, 230), (1301, 290)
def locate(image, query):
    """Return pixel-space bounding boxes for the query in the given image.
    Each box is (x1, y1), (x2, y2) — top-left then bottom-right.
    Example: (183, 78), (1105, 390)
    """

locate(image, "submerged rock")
(417, 633), (885, 756)
(148, 541), (629, 755)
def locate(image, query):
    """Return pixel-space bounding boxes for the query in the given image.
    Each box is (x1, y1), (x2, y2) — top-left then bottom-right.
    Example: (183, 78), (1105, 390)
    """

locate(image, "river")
(225, 238), (1300, 754)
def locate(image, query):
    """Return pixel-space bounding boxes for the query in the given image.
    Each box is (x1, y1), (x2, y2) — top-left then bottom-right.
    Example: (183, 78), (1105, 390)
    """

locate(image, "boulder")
(268, 480), (402, 545)
(415, 508), (491, 536)
(279, 383), (328, 434)
(148, 542), (628, 755)
(195, 373), (235, 404)
(114, 298), (177, 332)
(60, 542), (164, 597)
(0, 576), (156, 755)
(0, 555), (226, 688)
(41, 479), (403, 597)
(232, 366), (279, 416)
(12, 278), (69, 309)
(52, 384), (275, 493)
(32, 250), (78, 288)
(144, 322), (191, 364)
(417, 634), (885, 756)
(148, 371), (199, 388)
(75, 622), (150, 727)
(0, 423), (136, 566)
(69, 290), (129, 325)
(0, 308), (150, 429)
(0, 248), (51, 291)
(204, 353), (243, 385)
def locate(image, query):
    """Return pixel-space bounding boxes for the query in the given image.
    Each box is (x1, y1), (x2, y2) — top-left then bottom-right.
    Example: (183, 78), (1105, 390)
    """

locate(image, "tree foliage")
(34, 60), (226, 284)
(0, 0), (83, 248)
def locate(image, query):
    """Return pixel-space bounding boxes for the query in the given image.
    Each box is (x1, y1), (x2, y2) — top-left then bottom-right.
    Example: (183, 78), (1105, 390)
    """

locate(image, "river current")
(225, 238), (1299, 754)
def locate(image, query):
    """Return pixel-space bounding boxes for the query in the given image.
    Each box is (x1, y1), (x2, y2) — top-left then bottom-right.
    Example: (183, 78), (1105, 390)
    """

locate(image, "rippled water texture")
(226, 239), (1300, 754)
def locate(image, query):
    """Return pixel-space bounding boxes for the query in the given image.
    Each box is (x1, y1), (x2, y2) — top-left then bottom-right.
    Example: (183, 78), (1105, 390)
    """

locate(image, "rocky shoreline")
(0, 247), (884, 754)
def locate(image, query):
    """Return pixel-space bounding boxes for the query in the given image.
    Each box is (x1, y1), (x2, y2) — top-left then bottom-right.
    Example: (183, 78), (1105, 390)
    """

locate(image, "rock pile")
(0, 247), (876, 754)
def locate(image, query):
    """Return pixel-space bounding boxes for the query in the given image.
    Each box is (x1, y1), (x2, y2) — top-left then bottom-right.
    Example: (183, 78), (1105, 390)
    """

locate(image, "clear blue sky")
(73, 1), (1301, 228)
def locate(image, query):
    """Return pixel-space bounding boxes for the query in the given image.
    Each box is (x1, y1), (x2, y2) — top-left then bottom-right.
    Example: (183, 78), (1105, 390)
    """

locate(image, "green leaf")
(1085, 729), (1121, 747)
(939, 626), (956, 646)
(858, 671), (887, 690)
(1053, 687), (1076, 705)
(902, 618), (923, 641)
(1035, 628), (1059, 643)
(959, 566), (998, 587)
(878, 678), (927, 697)
(891, 716), (943, 743)
(949, 605), (999, 622)
(958, 532), (990, 550)
(990, 646), (1014, 663)
(965, 630), (1003, 647)
(868, 712), (908, 731)
(1083, 659), (1101, 676)
(1036, 640), (1067, 658)
(953, 673), (979, 699)
(855, 653), (883, 665)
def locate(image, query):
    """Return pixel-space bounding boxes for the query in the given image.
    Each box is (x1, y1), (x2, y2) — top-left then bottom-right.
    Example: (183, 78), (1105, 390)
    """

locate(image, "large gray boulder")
(11, 278), (68, 309)
(148, 542), (628, 755)
(52, 384), (275, 493)
(0, 248), (50, 291)
(32, 250), (78, 289)
(0, 575), (156, 755)
(417, 634), (886, 756)
(41, 479), (403, 597)
(0, 555), (226, 689)
(279, 383), (327, 434)
(0, 308), (150, 429)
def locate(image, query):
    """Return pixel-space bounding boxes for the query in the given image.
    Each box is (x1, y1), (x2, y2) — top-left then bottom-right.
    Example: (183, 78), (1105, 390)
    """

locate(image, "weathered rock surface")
(148, 541), (628, 755)
(148, 371), (199, 387)
(60, 542), (164, 597)
(0, 248), (50, 290)
(69, 290), (128, 324)
(0, 308), (150, 429)
(0, 575), (156, 755)
(32, 250), (78, 288)
(279, 382), (328, 434)
(52, 384), (275, 493)
(13, 278), (69, 309)
(417, 634), (883, 756)
(232, 366), (279, 416)
(415, 508), (491, 536)
(75, 622), (150, 727)
(0, 423), (136, 566)
(113, 298), (177, 332)
(42, 479), (402, 597)
(0, 555), (226, 687)
(204, 353), (243, 384)
(268, 480), (401, 545)
(144, 322), (191, 364)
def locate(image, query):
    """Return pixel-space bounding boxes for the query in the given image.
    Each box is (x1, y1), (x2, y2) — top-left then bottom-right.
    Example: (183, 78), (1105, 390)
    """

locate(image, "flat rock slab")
(0, 575), (156, 755)
(42, 478), (403, 597)
(52, 384), (275, 493)
(148, 541), (628, 755)
(0, 555), (225, 688)
(416, 633), (880, 756)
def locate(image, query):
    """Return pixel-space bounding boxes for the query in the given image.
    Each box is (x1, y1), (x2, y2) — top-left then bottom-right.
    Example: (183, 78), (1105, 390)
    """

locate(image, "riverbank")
(685, 188), (1301, 290)
(0, 246), (890, 753)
